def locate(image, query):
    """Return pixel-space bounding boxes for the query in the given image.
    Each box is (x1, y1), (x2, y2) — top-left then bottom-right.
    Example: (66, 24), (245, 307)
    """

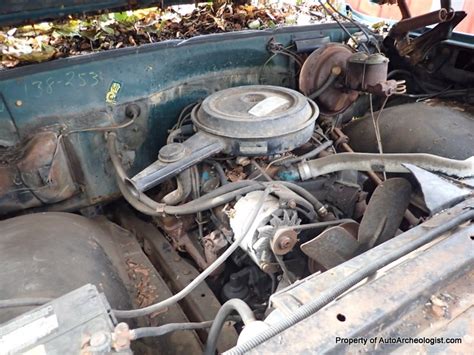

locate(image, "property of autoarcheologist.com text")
(336, 336), (463, 346)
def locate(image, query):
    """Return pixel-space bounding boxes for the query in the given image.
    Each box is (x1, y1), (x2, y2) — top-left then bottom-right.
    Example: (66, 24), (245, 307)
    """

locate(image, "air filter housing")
(192, 85), (319, 155)
(131, 85), (319, 192)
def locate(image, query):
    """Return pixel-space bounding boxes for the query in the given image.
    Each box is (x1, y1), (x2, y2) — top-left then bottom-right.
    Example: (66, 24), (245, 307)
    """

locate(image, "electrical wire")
(62, 116), (136, 136)
(268, 45), (304, 67)
(369, 94), (389, 180)
(260, 43), (301, 83)
(326, 0), (380, 53)
(318, 0), (370, 53)
(112, 187), (273, 319)
(49, 108), (139, 184)
(274, 140), (334, 166)
(250, 155), (291, 181)
(0, 298), (52, 309)
(387, 69), (446, 94)
(172, 102), (197, 131)
(250, 159), (273, 181)
(131, 321), (213, 340)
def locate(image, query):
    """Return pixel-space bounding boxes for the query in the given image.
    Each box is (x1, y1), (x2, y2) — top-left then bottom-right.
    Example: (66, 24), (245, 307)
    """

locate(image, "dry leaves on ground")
(0, 2), (339, 69)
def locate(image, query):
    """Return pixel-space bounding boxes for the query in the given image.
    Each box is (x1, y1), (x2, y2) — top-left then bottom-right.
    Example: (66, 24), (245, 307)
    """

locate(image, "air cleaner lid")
(192, 85), (318, 140)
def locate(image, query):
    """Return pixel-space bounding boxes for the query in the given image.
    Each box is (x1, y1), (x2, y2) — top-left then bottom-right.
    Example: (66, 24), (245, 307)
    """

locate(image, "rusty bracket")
(114, 208), (239, 353)
(385, 0), (465, 64)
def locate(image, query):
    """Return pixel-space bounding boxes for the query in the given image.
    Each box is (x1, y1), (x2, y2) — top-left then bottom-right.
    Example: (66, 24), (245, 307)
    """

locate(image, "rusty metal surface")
(255, 199), (474, 353)
(0, 131), (78, 214)
(390, 8), (452, 36)
(378, 0), (465, 65)
(114, 208), (239, 353)
(332, 127), (420, 227)
(385, 3), (467, 65)
(301, 221), (359, 271)
(203, 230), (228, 277)
(398, 0), (411, 19)
(398, 11), (466, 65)
(299, 43), (358, 116)
(346, 53), (388, 90)
(357, 178), (412, 249)
(271, 229), (298, 256)
(92, 218), (204, 355)
(345, 52), (401, 97)
(269, 197), (473, 315)
(157, 214), (209, 270)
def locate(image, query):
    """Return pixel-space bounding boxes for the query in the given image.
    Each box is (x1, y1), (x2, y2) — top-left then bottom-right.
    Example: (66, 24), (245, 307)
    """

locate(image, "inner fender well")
(343, 102), (474, 160)
(0, 212), (132, 323)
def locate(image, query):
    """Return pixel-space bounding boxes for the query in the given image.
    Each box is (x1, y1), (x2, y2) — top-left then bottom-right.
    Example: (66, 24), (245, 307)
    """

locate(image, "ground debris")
(126, 258), (158, 308)
(0, 1), (339, 69)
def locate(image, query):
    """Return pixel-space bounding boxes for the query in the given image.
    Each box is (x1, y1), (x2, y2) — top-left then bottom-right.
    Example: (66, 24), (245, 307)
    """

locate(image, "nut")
(271, 229), (298, 255)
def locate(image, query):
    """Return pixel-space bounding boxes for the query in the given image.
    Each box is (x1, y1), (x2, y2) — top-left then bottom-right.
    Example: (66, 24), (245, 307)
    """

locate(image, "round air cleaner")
(131, 85), (319, 192)
(192, 85), (319, 155)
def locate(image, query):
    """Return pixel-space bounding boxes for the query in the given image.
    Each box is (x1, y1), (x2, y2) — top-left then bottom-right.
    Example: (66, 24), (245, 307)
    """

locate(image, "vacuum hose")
(204, 299), (256, 355)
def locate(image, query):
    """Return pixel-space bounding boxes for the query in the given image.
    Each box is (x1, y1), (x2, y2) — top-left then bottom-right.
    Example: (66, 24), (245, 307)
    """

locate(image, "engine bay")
(0, 2), (473, 354)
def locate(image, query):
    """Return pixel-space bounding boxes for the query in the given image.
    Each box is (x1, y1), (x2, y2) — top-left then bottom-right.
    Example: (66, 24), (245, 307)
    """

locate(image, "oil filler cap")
(158, 143), (186, 163)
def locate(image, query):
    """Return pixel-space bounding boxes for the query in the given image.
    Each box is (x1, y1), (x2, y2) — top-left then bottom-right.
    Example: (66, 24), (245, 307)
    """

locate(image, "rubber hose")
(309, 70), (339, 100)
(275, 140), (334, 166)
(205, 160), (229, 185)
(225, 208), (474, 354)
(107, 133), (265, 215)
(108, 134), (326, 217)
(204, 299), (256, 355)
(277, 181), (326, 215)
(161, 170), (192, 205)
(164, 185), (265, 215)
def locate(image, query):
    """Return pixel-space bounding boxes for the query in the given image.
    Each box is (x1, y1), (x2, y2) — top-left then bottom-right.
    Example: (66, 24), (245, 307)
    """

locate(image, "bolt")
(280, 237), (291, 249)
(331, 66), (342, 76)
(90, 332), (108, 348)
(15, 100), (22, 107)
(261, 262), (271, 273)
